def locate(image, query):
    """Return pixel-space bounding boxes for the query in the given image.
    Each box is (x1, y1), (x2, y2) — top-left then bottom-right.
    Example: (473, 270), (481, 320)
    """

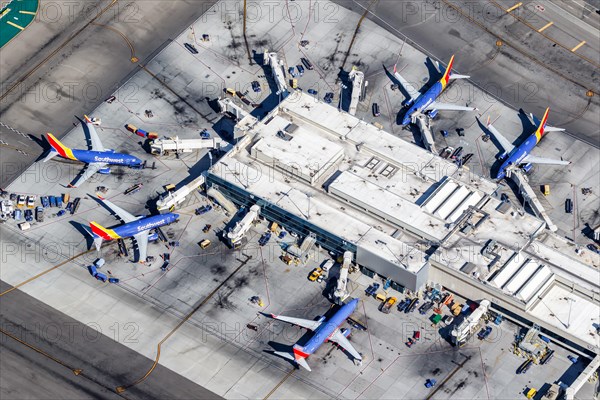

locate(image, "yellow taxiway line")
(538, 21), (554, 32)
(506, 2), (522, 12)
(571, 41), (586, 52)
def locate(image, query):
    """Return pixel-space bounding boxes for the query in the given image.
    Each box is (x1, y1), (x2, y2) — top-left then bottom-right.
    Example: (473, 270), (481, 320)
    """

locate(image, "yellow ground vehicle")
(199, 239), (211, 249)
(225, 88), (236, 97)
(375, 293), (387, 302)
(381, 297), (397, 314)
(270, 221), (279, 232)
(542, 184), (550, 196)
(290, 79), (298, 89)
(526, 388), (537, 399)
(308, 267), (323, 281)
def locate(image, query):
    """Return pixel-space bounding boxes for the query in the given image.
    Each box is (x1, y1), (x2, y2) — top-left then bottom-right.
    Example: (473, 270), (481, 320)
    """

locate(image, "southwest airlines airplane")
(271, 298), (362, 371)
(485, 108), (571, 179)
(90, 195), (179, 262)
(44, 115), (143, 187)
(394, 55), (476, 125)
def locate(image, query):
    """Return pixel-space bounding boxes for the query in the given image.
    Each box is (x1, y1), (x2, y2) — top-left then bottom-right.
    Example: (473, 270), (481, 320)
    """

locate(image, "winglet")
(83, 115), (92, 123)
(96, 193), (106, 201)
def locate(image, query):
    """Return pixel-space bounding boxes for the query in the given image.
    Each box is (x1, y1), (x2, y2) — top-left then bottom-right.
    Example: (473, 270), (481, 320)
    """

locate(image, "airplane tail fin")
(441, 55), (455, 86)
(534, 107), (551, 140)
(46, 133), (76, 160)
(292, 344), (312, 371)
(89, 221), (120, 241)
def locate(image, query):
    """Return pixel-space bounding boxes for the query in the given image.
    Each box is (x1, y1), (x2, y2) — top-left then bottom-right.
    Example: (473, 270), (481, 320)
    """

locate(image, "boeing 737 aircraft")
(485, 108), (571, 179)
(271, 298), (362, 371)
(44, 115), (143, 187)
(90, 195), (179, 262)
(394, 55), (476, 125)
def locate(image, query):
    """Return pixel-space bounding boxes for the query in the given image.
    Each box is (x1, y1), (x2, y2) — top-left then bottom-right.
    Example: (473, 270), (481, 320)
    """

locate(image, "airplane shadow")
(263, 346), (298, 370)
(28, 134), (50, 162)
(68, 220), (95, 250)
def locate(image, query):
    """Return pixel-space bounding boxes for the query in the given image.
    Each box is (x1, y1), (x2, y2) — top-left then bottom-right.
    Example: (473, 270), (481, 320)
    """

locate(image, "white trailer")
(348, 67), (364, 116)
(226, 205), (260, 248)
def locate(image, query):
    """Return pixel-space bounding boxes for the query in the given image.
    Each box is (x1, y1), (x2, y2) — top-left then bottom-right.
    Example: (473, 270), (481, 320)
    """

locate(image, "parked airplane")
(271, 298), (362, 371)
(485, 108), (570, 179)
(90, 195), (179, 262)
(394, 55), (476, 125)
(44, 115), (143, 187)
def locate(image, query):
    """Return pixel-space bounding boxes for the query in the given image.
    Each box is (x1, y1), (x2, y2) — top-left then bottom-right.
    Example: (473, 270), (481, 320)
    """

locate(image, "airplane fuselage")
(402, 81), (444, 125)
(295, 298), (359, 358)
(97, 213), (179, 240)
(496, 133), (539, 179)
(70, 149), (142, 166)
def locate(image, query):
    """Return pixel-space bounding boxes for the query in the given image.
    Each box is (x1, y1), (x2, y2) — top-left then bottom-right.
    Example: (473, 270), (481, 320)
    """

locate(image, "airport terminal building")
(207, 91), (600, 361)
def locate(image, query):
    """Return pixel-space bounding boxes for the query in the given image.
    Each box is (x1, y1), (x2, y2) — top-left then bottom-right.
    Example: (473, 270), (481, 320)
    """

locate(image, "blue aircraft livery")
(487, 108), (571, 180)
(89, 195), (179, 262)
(44, 115), (143, 187)
(271, 298), (362, 371)
(394, 55), (476, 125)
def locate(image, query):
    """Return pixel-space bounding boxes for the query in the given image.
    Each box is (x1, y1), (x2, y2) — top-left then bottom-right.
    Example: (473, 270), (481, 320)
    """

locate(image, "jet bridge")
(156, 175), (206, 212)
(150, 137), (229, 156)
(226, 205), (260, 248)
(509, 169), (557, 232)
(348, 67), (365, 116)
(414, 113), (437, 154)
(334, 251), (354, 304)
(263, 50), (288, 96)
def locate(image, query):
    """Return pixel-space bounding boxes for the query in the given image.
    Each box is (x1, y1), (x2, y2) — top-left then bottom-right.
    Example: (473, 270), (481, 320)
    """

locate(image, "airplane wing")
(97, 195), (139, 224)
(132, 231), (149, 262)
(83, 117), (105, 151)
(69, 163), (107, 188)
(486, 123), (515, 153)
(426, 102), (476, 112)
(529, 112), (564, 132)
(329, 330), (362, 361)
(521, 155), (571, 165)
(270, 314), (323, 331)
(393, 65), (421, 102)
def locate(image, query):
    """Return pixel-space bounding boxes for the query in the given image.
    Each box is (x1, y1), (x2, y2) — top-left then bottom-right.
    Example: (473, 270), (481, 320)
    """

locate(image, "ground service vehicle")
(322, 259), (334, 272)
(24, 209), (33, 222)
(200, 239), (211, 249)
(372, 103), (380, 117)
(288, 66), (296, 77)
(296, 65), (305, 75)
(26, 196), (36, 208)
(405, 298), (419, 313)
(517, 359), (533, 374)
(301, 57), (314, 70)
(184, 43), (199, 54)
(290, 79), (298, 89)
(381, 297), (397, 314)
(202, 224), (211, 233)
(17, 195), (26, 208)
(35, 206), (44, 222)
(565, 198), (573, 213)
(478, 326), (492, 340)
(365, 283), (380, 296)
(542, 184), (550, 196)
(251, 81), (261, 92)
(41, 196), (49, 208)
(307, 89), (318, 95)
(308, 268), (323, 282)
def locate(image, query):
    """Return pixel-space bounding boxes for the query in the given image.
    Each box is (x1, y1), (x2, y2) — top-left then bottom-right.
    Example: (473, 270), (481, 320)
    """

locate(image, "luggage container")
(87, 265), (97, 276)
(95, 273), (108, 282)
(108, 278), (120, 283)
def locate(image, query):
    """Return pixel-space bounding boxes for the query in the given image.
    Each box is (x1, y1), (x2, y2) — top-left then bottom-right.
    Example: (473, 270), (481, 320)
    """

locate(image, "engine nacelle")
(340, 327), (351, 338)
(427, 109), (439, 119)
(316, 315), (326, 323)
(497, 152), (508, 161)
(148, 232), (159, 242)
(98, 167), (111, 174)
(402, 99), (414, 108)
(521, 163), (533, 174)
(106, 149), (116, 153)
